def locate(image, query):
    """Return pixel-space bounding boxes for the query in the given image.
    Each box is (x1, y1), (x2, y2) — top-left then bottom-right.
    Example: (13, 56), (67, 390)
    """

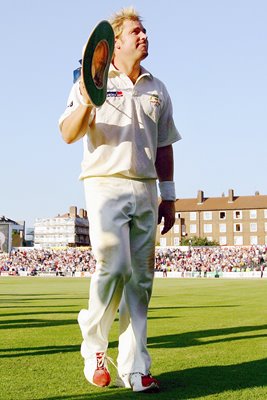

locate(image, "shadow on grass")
(0, 311), (80, 317)
(148, 324), (267, 348)
(35, 358), (267, 400)
(0, 311), (178, 319)
(0, 318), (78, 330)
(0, 314), (176, 331)
(0, 305), (78, 309)
(149, 305), (239, 310)
(0, 294), (64, 297)
(0, 344), (80, 358)
(0, 297), (88, 303)
(1, 323), (267, 359)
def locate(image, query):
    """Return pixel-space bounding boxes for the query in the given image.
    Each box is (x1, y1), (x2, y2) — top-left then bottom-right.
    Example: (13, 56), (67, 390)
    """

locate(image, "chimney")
(228, 189), (234, 203)
(69, 206), (77, 218)
(79, 208), (85, 218)
(197, 190), (204, 204)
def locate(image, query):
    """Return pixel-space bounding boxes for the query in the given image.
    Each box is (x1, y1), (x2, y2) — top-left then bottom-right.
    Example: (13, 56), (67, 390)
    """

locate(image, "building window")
(250, 223), (257, 232)
(250, 210), (257, 219)
(234, 236), (243, 245)
(219, 224), (226, 233)
(204, 211), (212, 220)
(219, 211), (226, 220)
(160, 237), (167, 247)
(173, 225), (179, 233)
(233, 210), (242, 219)
(173, 237), (180, 246)
(250, 236), (258, 245)
(234, 223), (242, 232)
(265, 236), (267, 245)
(264, 210), (267, 219)
(207, 236), (213, 242)
(175, 212), (181, 219)
(204, 224), (212, 233)
(265, 222), (267, 232)
(190, 212), (196, 221)
(190, 224), (197, 234)
(219, 236), (227, 245)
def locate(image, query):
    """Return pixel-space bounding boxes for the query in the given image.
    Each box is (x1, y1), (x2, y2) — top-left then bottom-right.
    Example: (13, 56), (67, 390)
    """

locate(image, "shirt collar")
(109, 63), (153, 81)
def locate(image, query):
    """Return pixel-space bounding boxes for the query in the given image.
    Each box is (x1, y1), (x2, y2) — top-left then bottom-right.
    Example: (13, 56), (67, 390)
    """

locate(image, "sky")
(0, 0), (266, 228)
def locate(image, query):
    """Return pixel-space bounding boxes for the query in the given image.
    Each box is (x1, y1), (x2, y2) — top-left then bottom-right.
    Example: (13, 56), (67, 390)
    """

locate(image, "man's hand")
(79, 75), (91, 105)
(158, 200), (176, 235)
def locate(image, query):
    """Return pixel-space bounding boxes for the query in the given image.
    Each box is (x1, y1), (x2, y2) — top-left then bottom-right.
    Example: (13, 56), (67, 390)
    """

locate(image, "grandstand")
(1, 245), (266, 279)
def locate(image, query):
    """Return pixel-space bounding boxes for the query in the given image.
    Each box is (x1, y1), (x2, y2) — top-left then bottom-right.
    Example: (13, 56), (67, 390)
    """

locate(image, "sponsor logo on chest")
(107, 91), (124, 98)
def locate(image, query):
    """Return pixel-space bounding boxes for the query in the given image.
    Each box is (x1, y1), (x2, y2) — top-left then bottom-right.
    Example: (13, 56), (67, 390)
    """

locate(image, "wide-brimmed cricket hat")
(82, 20), (114, 107)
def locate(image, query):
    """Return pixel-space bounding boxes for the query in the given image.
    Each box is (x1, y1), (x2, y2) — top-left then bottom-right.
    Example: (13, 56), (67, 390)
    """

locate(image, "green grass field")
(0, 277), (267, 400)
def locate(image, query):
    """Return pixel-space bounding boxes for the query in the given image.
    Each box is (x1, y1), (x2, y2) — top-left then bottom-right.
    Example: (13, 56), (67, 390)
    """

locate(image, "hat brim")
(82, 20), (114, 107)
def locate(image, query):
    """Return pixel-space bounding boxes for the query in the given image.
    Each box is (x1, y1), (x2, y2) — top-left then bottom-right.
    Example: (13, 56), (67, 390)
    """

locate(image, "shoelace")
(96, 352), (105, 369)
(96, 352), (117, 371)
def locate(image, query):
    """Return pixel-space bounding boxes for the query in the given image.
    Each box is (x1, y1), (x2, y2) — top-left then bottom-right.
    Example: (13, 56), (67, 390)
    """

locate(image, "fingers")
(161, 216), (175, 235)
(158, 201), (175, 235)
(79, 77), (91, 105)
(79, 77), (86, 96)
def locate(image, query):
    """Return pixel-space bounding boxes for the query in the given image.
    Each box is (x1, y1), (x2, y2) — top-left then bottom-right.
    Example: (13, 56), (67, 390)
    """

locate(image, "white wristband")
(158, 181), (176, 201)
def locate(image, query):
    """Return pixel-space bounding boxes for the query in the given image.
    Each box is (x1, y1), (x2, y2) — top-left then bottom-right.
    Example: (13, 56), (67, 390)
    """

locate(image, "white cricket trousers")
(79, 176), (158, 376)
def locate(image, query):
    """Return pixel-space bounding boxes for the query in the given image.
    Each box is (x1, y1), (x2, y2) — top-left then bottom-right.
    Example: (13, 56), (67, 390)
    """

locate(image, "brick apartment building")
(156, 189), (267, 247)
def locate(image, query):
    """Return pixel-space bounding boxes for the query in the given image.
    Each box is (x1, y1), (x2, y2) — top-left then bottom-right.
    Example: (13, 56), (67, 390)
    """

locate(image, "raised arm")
(60, 78), (94, 144)
(60, 104), (93, 144)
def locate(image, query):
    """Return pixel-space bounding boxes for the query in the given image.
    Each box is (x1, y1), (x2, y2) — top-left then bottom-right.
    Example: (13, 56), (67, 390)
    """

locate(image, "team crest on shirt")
(149, 94), (161, 107)
(107, 91), (124, 97)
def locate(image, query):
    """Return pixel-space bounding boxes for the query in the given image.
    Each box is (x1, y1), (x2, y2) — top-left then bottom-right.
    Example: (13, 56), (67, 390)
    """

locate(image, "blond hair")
(109, 6), (143, 38)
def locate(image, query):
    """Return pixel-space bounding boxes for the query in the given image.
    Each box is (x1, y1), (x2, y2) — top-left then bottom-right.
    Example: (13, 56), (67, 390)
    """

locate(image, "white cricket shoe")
(116, 372), (160, 392)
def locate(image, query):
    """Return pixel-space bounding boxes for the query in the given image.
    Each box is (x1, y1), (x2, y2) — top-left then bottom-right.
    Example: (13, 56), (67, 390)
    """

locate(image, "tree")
(181, 236), (219, 246)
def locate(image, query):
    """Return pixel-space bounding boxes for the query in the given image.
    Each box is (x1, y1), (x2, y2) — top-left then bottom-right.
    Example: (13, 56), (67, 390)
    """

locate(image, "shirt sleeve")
(58, 81), (96, 129)
(157, 84), (182, 148)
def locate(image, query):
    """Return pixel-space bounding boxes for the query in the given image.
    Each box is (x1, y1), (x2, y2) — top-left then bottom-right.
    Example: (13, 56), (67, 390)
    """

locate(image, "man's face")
(116, 19), (148, 62)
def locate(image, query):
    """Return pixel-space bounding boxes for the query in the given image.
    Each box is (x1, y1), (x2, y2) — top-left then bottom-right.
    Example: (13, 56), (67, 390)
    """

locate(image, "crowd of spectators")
(0, 245), (266, 277)
(155, 246), (267, 276)
(0, 248), (96, 276)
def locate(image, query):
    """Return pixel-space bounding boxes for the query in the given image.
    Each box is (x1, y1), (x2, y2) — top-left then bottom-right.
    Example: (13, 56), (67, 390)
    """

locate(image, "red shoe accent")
(92, 352), (111, 387)
(141, 374), (160, 390)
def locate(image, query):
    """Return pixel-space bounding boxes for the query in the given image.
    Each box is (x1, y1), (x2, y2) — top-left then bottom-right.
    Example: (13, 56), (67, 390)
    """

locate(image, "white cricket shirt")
(59, 65), (181, 180)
